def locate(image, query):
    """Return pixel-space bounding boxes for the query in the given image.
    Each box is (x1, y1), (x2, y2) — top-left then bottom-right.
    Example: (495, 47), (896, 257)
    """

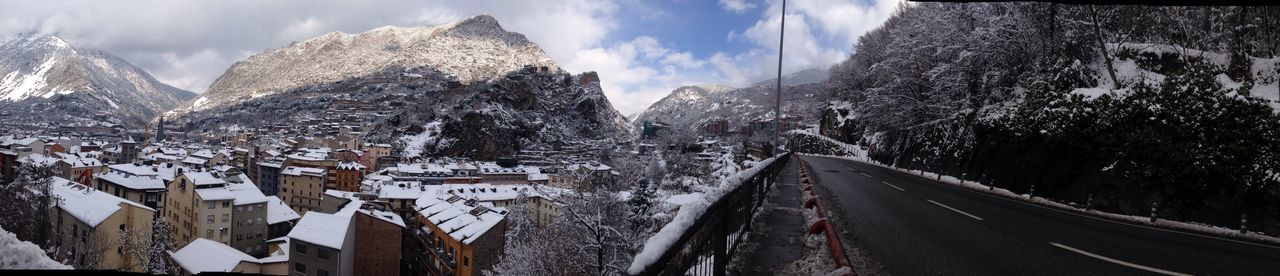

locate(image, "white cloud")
(707, 0), (903, 87)
(0, 0), (903, 117)
(719, 0), (757, 14)
(563, 36), (718, 115)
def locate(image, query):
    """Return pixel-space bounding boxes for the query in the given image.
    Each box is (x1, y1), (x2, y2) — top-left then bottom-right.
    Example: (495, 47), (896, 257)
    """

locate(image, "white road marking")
(927, 199), (983, 221)
(881, 181), (906, 191)
(858, 172), (871, 178)
(1050, 242), (1192, 276)
(814, 155), (1280, 250)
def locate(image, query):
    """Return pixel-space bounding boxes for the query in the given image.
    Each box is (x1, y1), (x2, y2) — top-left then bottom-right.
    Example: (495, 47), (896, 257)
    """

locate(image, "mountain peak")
(449, 14), (501, 30)
(2, 32), (72, 50)
(187, 14), (558, 113)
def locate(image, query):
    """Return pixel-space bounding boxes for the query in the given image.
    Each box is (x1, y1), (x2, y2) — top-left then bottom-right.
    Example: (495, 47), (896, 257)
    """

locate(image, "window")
(317, 269), (329, 276)
(295, 243), (307, 254)
(464, 256), (470, 266)
(222, 214), (229, 222)
(207, 215), (214, 224)
(318, 248), (329, 259)
(207, 202), (215, 209)
(237, 206), (243, 212)
(294, 263), (306, 273)
(222, 202), (230, 208)
(206, 230), (213, 238)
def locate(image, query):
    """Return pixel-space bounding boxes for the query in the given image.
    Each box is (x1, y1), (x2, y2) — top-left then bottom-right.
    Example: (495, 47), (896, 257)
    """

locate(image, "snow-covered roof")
(185, 172), (227, 186)
(191, 149), (216, 159)
(53, 153), (101, 168)
(337, 161), (365, 170)
(282, 166), (325, 177)
(227, 178), (269, 205)
(265, 196), (301, 225)
(378, 182), (428, 199)
(528, 173), (549, 181)
(415, 193), (507, 244)
(95, 171), (166, 190)
(51, 177), (154, 227)
(396, 163), (425, 174)
(196, 188), (236, 201)
(287, 212), (353, 250)
(357, 209), (406, 228)
(17, 153), (57, 166)
(182, 156), (208, 165)
(168, 238), (259, 274)
(257, 160), (283, 168)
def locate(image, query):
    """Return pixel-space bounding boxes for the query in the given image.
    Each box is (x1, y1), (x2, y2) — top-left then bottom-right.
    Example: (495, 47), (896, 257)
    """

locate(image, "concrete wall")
(354, 212), (401, 276)
(231, 201), (268, 256)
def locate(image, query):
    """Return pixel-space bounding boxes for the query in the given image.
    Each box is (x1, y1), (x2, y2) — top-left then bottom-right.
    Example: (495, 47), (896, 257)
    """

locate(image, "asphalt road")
(800, 155), (1280, 276)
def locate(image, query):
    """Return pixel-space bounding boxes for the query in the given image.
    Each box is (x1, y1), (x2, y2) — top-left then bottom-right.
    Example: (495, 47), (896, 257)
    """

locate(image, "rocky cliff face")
(174, 15), (629, 159)
(180, 14), (558, 114)
(0, 34), (194, 127)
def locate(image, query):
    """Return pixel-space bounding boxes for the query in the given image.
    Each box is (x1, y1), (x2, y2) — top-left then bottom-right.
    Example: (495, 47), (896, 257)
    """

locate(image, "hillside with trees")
(821, 3), (1280, 234)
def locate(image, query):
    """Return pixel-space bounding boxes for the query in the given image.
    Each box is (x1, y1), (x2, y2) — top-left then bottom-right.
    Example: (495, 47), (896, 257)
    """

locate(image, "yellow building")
(164, 171), (235, 247)
(49, 177), (156, 271)
(413, 194), (507, 276)
(280, 166), (326, 214)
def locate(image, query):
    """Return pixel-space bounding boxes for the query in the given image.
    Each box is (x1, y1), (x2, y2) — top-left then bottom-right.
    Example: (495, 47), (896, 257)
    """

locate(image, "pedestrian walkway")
(732, 159), (808, 275)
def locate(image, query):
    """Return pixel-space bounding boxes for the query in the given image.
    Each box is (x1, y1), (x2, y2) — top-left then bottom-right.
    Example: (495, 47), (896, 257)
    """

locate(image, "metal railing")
(631, 153), (792, 276)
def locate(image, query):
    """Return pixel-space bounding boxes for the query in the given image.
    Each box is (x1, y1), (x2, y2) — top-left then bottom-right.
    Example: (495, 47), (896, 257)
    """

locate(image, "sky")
(0, 0), (904, 115)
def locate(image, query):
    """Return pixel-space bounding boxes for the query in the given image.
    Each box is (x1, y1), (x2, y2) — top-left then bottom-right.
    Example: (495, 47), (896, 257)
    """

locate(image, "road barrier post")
(1028, 185), (1035, 199)
(1150, 203), (1158, 223)
(1241, 214), (1248, 235)
(1086, 194), (1093, 211)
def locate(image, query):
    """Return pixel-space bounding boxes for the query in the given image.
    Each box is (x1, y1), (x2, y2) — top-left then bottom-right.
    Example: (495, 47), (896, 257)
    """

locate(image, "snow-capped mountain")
(175, 15), (629, 159)
(181, 14), (558, 113)
(0, 33), (195, 126)
(749, 67), (829, 87)
(633, 69), (830, 133)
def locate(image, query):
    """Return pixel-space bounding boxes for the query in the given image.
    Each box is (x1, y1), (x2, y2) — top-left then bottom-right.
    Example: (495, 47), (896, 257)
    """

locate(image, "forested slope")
(822, 3), (1280, 234)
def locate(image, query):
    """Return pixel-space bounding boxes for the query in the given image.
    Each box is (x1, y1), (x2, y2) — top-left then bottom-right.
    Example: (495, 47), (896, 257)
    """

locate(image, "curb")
(796, 159), (856, 276)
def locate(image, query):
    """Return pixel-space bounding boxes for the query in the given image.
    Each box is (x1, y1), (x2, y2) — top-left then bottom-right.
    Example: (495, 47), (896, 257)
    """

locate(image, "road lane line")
(1050, 242), (1191, 276)
(859, 172), (872, 178)
(927, 199), (983, 221)
(881, 181), (906, 191)
(824, 156), (1280, 251)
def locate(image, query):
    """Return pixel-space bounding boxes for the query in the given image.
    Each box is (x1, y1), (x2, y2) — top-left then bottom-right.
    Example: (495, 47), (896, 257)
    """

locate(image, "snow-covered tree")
(0, 163), (57, 250)
(119, 220), (177, 274)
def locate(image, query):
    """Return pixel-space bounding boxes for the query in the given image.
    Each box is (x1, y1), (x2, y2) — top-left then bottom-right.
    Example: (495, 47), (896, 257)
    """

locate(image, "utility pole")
(774, 0), (786, 157)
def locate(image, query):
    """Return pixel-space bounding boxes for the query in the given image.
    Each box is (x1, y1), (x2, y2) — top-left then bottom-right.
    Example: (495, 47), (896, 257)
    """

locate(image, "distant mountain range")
(0, 34), (195, 127)
(632, 67), (829, 133)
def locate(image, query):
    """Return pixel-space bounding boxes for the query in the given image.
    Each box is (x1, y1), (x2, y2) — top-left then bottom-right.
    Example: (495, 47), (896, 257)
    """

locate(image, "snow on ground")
(628, 155), (781, 274)
(797, 135), (1280, 246)
(400, 121), (442, 159)
(0, 226), (71, 269)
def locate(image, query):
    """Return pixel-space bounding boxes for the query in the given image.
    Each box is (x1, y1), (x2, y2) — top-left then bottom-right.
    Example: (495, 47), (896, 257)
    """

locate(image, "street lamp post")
(774, 0), (786, 157)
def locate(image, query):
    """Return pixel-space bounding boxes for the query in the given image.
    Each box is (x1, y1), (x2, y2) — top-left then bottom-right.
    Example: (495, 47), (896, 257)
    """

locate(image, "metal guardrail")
(631, 153), (792, 276)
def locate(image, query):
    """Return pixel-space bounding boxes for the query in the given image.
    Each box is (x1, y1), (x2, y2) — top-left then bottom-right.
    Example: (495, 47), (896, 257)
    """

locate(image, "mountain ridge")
(0, 33), (195, 127)
(181, 14), (558, 114)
